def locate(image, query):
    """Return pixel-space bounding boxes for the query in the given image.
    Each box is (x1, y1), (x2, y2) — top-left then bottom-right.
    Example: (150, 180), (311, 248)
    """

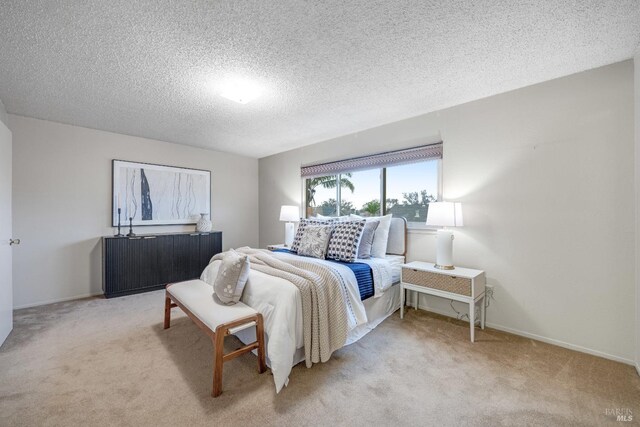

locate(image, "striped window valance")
(300, 143), (442, 178)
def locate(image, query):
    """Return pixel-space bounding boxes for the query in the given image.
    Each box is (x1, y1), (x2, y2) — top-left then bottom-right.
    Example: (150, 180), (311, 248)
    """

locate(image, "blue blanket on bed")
(273, 249), (374, 301)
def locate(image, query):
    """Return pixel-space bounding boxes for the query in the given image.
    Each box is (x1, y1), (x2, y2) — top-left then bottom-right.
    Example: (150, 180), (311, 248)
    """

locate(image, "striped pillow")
(326, 219), (367, 262)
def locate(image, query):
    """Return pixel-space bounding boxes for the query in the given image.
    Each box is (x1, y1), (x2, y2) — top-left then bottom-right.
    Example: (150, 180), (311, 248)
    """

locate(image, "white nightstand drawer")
(402, 267), (471, 296)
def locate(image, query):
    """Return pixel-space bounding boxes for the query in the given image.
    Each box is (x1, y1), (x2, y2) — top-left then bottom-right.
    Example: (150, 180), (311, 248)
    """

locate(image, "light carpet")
(0, 290), (638, 426)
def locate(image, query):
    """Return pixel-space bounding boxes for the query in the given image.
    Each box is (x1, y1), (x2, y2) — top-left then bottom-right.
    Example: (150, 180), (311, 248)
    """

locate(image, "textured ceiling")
(1, 1), (639, 158)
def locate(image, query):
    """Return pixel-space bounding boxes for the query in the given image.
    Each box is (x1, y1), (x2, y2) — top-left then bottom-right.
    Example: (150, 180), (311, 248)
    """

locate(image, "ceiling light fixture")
(219, 78), (262, 104)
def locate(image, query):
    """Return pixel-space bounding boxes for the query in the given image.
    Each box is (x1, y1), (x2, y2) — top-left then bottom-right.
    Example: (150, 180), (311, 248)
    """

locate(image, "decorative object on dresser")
(279, 205), (299, 247)
(127, 217), (136, 237)
(115, 210), (124, 237)
(196, 213), (212, 232)
(114, 193), (124, 237)
(400, 261), (485, 342)
(102, 231), (222, 298)
(425, 201), (463, 270)
(112, 160), (211, 227)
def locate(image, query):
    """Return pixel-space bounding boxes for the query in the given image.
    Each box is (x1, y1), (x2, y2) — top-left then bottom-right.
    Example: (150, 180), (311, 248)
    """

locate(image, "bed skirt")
(236, 283), (401, 369)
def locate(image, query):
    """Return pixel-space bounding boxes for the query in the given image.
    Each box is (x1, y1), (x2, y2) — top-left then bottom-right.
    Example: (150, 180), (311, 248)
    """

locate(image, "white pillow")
(317, 214), (350, 222)
(350, 214), (392, 258)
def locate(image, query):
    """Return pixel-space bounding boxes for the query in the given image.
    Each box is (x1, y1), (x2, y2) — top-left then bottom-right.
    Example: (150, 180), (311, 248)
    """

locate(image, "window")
(305, 175), (339, 216)
(343, 169), (382, 216)
(302, 144), (442, 228)
(385, 161), (439, 224)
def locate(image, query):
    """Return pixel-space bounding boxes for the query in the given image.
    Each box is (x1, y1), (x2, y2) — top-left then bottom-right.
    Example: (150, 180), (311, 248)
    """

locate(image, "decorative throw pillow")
(213, 249), (250, 305)
(351, 213), (392, 258)
(357, 220), (379, 259)
(291, 218), (334, 253)
(326, 219), (367, 262)
(297, 224), (333, 259)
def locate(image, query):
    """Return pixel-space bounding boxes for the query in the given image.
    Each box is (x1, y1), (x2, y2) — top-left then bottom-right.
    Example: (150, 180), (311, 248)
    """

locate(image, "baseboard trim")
(408, 303), (635, 366)
(14, 293), (103, 310)
(636, 362), (640, 377)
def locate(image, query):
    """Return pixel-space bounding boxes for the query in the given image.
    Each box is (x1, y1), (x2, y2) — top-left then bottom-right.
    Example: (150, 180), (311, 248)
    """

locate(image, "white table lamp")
(279, 205), (299, 247)
(426, 202), (463, 270)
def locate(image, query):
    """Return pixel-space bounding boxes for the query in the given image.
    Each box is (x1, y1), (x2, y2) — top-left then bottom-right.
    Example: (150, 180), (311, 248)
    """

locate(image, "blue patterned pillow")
(326, 219), (367, 262)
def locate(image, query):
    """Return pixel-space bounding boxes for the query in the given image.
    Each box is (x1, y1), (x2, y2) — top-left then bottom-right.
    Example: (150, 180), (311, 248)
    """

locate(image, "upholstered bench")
(164, 279), (266, 397)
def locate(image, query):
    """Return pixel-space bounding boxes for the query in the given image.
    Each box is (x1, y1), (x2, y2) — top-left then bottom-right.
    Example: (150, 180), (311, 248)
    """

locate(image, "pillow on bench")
(213, 249), (250, 305)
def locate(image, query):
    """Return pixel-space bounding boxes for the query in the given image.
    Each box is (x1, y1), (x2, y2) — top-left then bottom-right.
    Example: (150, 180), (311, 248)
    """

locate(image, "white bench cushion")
(167, 280), (257, 333)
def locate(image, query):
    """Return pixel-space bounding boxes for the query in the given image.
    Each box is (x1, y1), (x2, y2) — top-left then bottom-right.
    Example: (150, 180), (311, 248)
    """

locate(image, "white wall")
(0, 98), (7, 128)
(9, 115), (259, 308)
(259, 60), (635, 363)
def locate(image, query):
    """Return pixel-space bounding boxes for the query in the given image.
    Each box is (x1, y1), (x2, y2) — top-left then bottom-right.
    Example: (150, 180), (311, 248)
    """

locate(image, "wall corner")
(0, 98), (8, 128)
(634, 53), (640, 374)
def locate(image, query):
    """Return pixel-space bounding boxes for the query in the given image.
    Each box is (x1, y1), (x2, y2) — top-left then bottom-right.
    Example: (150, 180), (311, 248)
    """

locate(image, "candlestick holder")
(115, 208), (124, 237)
(127, 217), (136, 237)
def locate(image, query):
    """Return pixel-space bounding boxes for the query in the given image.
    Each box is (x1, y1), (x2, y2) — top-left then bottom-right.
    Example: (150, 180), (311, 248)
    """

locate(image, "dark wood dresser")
(102, 231), (222, 298)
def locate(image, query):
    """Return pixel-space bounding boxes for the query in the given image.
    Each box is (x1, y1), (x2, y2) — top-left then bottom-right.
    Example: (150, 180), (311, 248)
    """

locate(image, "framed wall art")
(112, 160), (211, 226)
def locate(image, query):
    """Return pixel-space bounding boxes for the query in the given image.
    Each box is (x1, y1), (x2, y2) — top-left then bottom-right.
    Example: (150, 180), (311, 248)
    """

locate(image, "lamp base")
(435, 229), (455, 270)
(284, 222), (295, 247)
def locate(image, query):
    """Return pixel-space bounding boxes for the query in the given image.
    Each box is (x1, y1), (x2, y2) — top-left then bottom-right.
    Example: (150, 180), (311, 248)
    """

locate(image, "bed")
(200, 217), (407, 392)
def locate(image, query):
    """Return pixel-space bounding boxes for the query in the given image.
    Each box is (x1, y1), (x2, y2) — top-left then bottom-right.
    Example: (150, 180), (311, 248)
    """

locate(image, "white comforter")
(200, 252), (393, 392)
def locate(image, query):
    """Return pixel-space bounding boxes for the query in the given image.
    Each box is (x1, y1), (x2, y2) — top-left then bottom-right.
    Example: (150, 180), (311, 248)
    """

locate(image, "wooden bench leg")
(256, 314), (266, 374)
(164, 294), (172, 329)
(210, 314), (267, 397)
(212, 331), (225, 397)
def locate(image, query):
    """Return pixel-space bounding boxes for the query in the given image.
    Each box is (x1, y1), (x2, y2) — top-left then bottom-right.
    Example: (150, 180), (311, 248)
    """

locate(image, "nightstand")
(266, 244), (288, 251)
(400, 261), (486, 342)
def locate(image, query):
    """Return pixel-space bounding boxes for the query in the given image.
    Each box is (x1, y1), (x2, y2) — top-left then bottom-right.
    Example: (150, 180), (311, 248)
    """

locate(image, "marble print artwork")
(112, 160), (210, 226)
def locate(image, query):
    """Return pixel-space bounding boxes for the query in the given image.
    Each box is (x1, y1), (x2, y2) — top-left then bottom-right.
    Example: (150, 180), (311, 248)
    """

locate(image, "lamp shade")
(279, 205), (299, 222)
(426, 202), (463, 227)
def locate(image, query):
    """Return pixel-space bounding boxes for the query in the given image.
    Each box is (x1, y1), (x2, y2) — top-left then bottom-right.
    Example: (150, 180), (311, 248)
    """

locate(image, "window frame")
(302, 159), (442, 229)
